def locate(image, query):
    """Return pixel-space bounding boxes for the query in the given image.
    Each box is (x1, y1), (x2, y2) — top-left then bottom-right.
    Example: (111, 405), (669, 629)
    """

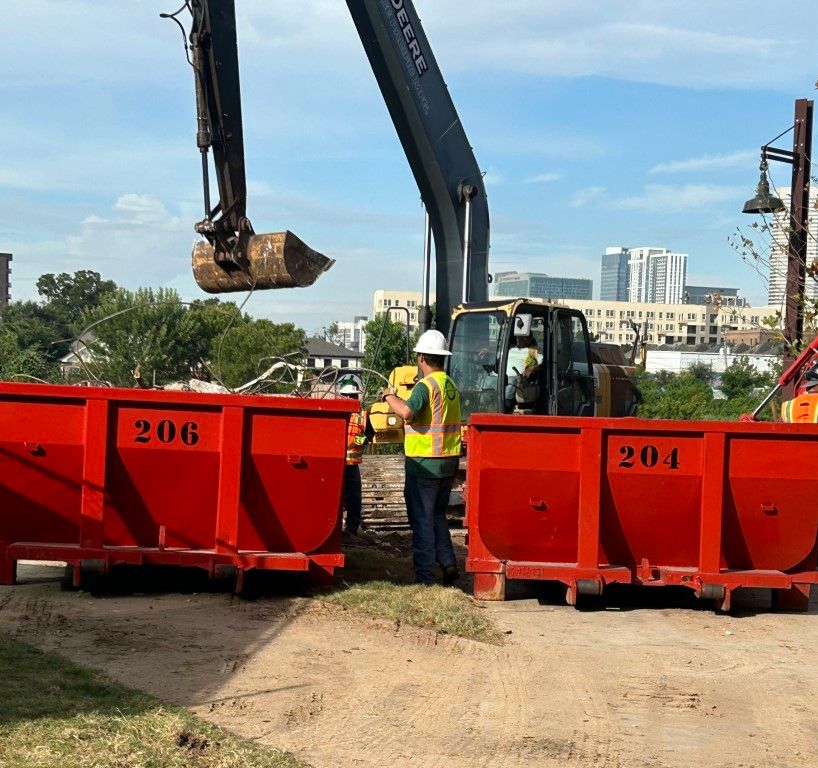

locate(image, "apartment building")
(373, 290), (435, 330)
(628, 247), (688, 305)
(561, 298), (780, 347)
(767, 189), (818, 309)
(334, 316), (368, 353)
(0, 253), (11, 308)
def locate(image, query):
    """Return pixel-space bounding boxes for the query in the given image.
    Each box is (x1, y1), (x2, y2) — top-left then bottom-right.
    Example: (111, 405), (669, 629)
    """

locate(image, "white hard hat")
(413, 329), (451, 357)
(338, 374), (362, 395)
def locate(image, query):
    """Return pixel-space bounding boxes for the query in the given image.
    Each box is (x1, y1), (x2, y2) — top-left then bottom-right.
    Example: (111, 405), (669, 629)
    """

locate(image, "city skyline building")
(628, 247), (687, 304)
(600, 247), (630, 301)
(767, 188), (818, 311)
(494, 271), (593, 302)
(684, 285), (746, 308)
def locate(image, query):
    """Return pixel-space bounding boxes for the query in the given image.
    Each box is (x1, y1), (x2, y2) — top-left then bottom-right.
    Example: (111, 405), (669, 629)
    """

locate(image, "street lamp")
(742, 158), (785, 215)
(742, 98), (814, 361)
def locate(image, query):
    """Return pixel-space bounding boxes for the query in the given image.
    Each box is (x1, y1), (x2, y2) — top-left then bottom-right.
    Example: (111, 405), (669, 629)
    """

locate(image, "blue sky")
(1, 1), (817, 333)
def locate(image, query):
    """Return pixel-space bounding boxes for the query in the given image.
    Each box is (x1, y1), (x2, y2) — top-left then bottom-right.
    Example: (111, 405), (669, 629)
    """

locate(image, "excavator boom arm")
(345, 0), (489, 334)
(181, 0), (489, 324)
(189, 0), (248, 245)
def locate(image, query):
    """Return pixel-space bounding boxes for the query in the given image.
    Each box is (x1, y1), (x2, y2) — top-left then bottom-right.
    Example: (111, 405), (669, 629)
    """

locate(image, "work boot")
(441, 564), (460, 584)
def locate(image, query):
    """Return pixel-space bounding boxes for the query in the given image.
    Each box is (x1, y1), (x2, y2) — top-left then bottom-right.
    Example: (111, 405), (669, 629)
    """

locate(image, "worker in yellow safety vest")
(781, 363), (818, 423)
(339, 376), (370, 536)
(383, 330), (461, 585)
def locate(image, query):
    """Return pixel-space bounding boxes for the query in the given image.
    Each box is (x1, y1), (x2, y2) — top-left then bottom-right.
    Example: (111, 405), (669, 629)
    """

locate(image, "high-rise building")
(494, 271), (593, 301)
(767, 189), (818, 311)
(628, 247), (687, 304)
(0, 253), (11, 308)
(600, 247), (630, 301)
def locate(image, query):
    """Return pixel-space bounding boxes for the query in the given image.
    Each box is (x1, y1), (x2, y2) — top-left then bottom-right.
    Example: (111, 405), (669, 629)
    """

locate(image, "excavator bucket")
(192, 230), (334, 294)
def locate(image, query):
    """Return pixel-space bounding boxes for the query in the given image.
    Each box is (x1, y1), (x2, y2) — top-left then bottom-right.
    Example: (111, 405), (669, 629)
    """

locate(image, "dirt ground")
(1, 557), (817, 768)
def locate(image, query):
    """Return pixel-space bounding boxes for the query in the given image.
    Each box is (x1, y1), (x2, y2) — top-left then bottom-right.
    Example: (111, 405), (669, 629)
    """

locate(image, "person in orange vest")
(339, 376), (370, 536)
(781, 363), (818, 423)
(383, 330), (461, 585)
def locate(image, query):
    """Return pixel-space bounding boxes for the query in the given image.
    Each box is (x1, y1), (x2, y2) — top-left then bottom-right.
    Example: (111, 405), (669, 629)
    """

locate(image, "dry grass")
(322, 541), (502, 645)
(325, 580), (502, 644)
(0, 633), (301, 768)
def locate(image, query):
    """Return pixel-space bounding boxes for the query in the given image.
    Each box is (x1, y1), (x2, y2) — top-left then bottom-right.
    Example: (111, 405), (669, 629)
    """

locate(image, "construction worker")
(338, 376), (368, 536)
(383, 330), (461, 585)
(781, 363), (818, 423)
(505, 332), (542, 411)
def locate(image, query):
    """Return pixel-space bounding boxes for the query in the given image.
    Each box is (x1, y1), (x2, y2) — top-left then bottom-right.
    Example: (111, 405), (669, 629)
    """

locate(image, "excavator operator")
(781, 363), (818, 423)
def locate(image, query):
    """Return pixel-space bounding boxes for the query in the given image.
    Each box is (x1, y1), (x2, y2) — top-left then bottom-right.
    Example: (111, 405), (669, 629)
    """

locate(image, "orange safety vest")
(346, 412), (367, 465)
(781, 393), (818, 423)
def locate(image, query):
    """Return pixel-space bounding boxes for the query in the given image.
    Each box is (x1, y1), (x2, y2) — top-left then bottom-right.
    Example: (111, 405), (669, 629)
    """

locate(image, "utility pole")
(743, 98), (814, 379)
(783, 99), (813, 353)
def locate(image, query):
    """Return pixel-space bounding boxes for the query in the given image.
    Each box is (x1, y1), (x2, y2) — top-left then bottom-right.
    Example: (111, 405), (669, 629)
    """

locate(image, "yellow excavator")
(171, 0), (640, 431)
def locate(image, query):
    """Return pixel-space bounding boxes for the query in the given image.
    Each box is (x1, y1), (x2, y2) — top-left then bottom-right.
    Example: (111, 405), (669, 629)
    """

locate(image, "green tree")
(637, 369), (714, 421)
(185, 298), (237, 378)
(0, 272), (118, 369)
(83, 287), (202, 386)
(719, 357), (774, 400)
(362, 316), (412, 386)
(214, 319), (306, 390)
(37, 270), (117, 326)
(0, 330), (50, 381)
(0, 301), (61, 359)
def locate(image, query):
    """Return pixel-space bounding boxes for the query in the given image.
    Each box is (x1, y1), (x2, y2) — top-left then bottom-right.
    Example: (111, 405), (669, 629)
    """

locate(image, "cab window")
(448, 311), (505, 420)
(555, 312), (593, 416)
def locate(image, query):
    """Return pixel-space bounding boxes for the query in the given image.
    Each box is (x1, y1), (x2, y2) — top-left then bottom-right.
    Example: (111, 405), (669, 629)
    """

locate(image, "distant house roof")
(305, 337), (363, 359)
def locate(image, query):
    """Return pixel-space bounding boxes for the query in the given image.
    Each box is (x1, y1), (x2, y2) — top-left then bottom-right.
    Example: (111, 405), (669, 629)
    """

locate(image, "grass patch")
(324, 546), (501, 645)
(0, 633), (301, 768)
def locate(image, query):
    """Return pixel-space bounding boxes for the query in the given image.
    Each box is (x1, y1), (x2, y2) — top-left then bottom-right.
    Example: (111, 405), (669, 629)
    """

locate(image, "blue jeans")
(344, 464), (362, 534)
(404, 474), (456, 584)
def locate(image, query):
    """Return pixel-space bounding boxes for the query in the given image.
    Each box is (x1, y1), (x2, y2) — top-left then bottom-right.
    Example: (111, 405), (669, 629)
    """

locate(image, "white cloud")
(612, 184), (744, 213)
(524, 173), (563, 184)
(570, 186), (607, 208)
(64, 194), (191, 287)
(2, 2), (813, 93)
(650, 150), (758, 175)
(422, 3), (812, 90)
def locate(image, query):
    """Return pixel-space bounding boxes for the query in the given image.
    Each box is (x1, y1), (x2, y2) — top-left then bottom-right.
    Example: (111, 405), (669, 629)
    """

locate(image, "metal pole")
(460, 184), (476, 305)
(192, 41), (213, 219)
(418, 208), (433, 333)
(783, 98), (813, 384)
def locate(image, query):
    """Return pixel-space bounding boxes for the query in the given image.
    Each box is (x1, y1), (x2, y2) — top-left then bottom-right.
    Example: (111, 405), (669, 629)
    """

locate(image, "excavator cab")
(447, 299), (597, 420)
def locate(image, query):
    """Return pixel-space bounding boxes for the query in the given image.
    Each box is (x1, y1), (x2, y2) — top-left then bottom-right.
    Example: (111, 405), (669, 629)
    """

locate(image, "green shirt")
(404, 378), (460, 479)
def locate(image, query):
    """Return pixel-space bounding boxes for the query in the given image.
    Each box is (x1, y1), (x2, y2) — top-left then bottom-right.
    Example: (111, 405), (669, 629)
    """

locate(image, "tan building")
(373, 290), (436, 330)
(723, 328), (777, 347)
(558, 298), (781, 347)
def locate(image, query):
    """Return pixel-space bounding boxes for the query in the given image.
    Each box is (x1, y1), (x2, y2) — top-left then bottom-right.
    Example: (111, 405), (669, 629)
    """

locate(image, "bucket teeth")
(192, 231), (334, 294)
